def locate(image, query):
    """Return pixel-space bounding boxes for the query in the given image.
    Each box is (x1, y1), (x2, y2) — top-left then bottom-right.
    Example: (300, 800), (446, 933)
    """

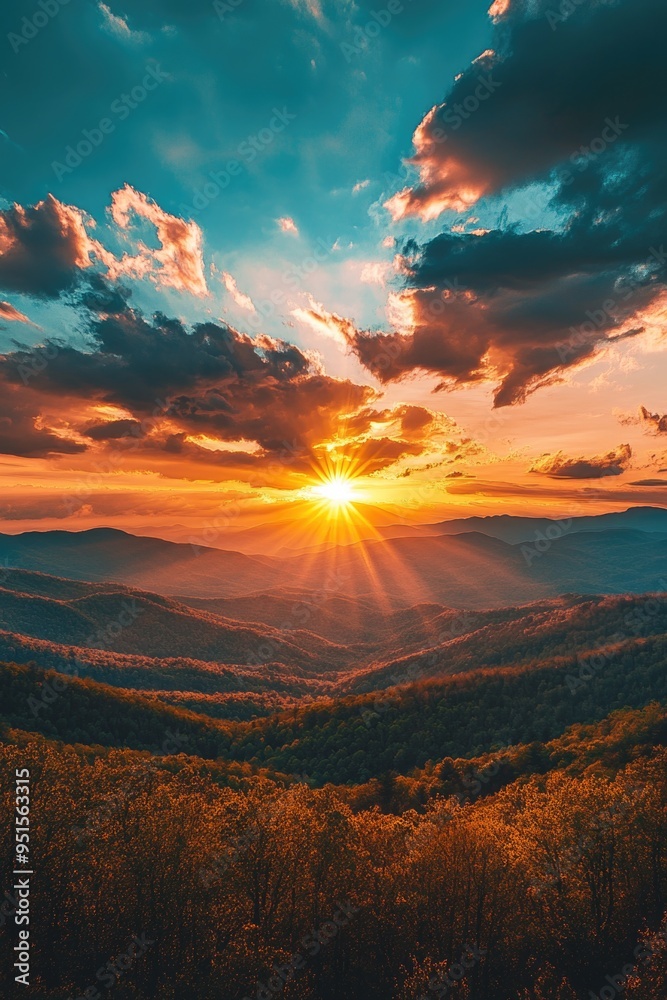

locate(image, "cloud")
(0, 384), (86, 458)
(291, 296), (357, 347)
(394, 404), (437, 439)
(0, 301), (34, 324)
(98, 3), (150, 43)
(83, 418), (144, 440)
(615, 406), (667, 434)
(221, 271), (257, 313)
(284, 0), (324, 23)
(1, 299), (311, 413)
(0, 196), (94, 298)
(445, 479), (664, 505)
(345, 232), (661, 405)
(359, 261), (392, 286)
(386, 0), (666, 221)
(530, 444), (632, 480)
(0, 190), (208, 303)
(277, 216), (299, 235)
(0, 295), (400, 480)
(633, 405), (667, 434)
(342, 0), (667, 405)
(0, 288), (466, 482)
(488, 0), (510, 23)
(629, 479), (667, 486)
(352, 180), (370, 194)
(102, 185), (208, 296)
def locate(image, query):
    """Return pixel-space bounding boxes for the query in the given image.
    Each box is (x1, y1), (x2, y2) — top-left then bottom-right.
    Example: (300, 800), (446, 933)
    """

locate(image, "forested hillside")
(2, 712), (667, 999)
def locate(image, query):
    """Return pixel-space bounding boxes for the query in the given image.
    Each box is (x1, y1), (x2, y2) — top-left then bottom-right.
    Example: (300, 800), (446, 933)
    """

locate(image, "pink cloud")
(277, 216), (299, 235)
(221, 271), (257, 313)
(488, 0), (510, 22)
(384, 106), (491, 221)
(103, 184), (208, 296)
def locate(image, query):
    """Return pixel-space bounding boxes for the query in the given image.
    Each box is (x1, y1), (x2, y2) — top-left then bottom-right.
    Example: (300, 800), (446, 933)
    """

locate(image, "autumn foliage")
(1, 711), (667, 999)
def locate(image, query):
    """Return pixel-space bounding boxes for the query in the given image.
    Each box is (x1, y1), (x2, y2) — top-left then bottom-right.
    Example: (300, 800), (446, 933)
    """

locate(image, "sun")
(310, 473), (357, 510)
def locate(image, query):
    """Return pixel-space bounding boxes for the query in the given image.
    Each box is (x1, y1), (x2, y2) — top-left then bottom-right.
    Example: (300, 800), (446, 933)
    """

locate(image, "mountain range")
(0, 506), (666, 607)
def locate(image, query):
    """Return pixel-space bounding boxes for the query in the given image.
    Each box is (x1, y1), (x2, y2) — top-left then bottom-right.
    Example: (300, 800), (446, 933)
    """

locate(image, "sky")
(0, 0), (666, 543)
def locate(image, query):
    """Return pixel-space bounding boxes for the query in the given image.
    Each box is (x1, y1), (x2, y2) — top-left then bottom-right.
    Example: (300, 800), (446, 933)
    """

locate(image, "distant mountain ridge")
(0, 508), (665, 608)
(415, 504), (667, 544)
(0, 527), (293, 597)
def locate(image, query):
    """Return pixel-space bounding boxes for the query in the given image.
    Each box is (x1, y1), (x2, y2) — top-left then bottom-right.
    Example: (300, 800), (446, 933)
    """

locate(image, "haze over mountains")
(400, 504), (667, 544)
(0, 522), (665, 726)
(0, 505), (664, 730)
(1, 506), (665, 607)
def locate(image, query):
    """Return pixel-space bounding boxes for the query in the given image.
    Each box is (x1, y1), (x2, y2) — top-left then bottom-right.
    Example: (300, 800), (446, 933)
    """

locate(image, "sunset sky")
(0, 0), (666, 542)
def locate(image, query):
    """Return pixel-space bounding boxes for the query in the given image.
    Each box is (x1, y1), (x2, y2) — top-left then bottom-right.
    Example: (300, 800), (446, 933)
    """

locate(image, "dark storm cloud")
(83, 419), (145, 440)
(0, 196), (92, 298)
(388, 0), (667, 219)
(346, 0), (667, 406)
(2, 298), (309, 411)
(0, 298), (378, 467)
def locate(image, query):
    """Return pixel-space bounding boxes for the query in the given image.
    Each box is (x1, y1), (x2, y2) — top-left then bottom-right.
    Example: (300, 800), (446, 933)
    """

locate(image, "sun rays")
(309, 472), (357, 511)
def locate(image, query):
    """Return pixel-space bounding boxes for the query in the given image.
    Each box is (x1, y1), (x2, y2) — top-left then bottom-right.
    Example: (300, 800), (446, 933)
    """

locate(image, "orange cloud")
(103, 184), (208, 296)
(619, 405), (667, 434)
(488, 0), (510, 22)
(530, 444), (632, 480)
(0, 301), (34, 324)
(221, 271), (257, 313)
(385, 104), (492, 222)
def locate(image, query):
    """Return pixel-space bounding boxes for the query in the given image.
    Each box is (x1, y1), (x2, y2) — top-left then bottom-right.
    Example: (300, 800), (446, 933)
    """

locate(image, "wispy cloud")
(221, 271), (257, 313)
(98, 3), (150, 44)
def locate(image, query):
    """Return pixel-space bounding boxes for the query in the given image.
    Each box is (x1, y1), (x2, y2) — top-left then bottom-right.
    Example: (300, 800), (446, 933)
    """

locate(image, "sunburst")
(310, 472), (357, 511)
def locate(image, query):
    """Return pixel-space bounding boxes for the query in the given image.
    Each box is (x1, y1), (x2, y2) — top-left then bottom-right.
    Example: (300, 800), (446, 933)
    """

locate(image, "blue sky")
(0, 0), (495, 345)
(1, 0), (667, 536)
